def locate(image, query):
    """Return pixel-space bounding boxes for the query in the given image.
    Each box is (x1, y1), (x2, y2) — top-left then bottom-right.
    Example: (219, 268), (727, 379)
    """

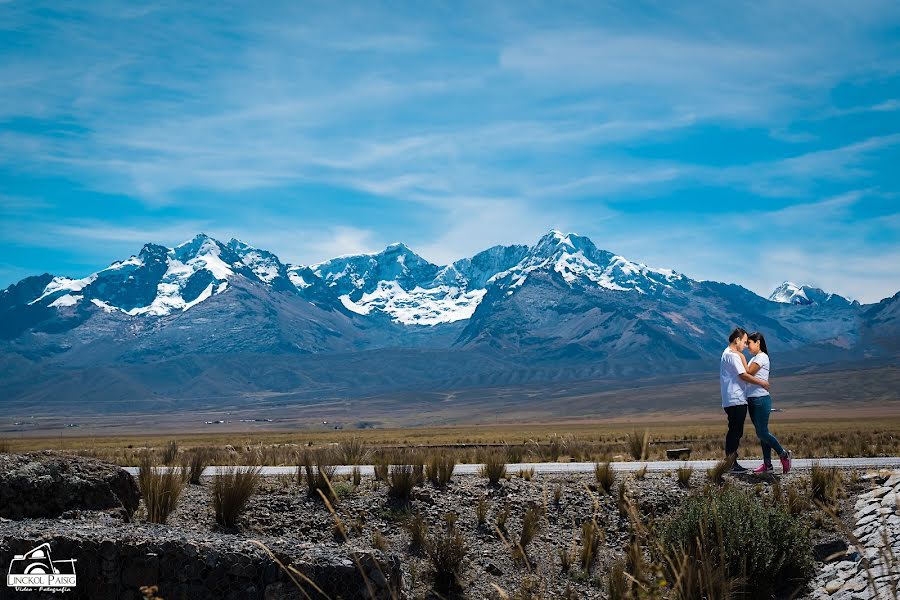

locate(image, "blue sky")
(1, 1), (899, 303)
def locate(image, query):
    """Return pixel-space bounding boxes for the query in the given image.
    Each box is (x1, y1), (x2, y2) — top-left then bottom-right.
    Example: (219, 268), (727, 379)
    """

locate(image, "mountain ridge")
(2, 229), (896, 414)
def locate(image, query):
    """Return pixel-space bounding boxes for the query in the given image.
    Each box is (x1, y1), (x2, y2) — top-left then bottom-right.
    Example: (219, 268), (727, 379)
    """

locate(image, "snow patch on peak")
(49, 294), (81, 308)
(495, 236), (684, 295)
(91, 298), (118, 313)
(31, 274), (98, 305)
(769, 282), (810, 304)
(341, 281), (485, 325)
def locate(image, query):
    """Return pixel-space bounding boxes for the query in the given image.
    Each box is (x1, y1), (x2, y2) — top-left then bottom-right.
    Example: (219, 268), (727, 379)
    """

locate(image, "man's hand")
(762, 380), (771, 390)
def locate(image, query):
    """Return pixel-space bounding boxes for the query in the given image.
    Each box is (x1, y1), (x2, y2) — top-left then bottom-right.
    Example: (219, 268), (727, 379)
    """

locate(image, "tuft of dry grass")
(0, 438), (10, 453)
(372, 528), (389, 552)
(373, 455), (389, 482)
(426, 526), (468, 595)
(212, 465), (261, 527)
(579, 518), (603, 573)
(162, 440), (179, 465)
(627, 429), (650, 460)
(480, 452), (507, 485)
(553, 484), (563, 505)
(351, 466), (362, 486)
(476, 496), (488, 526)
(810, 462), (843, 506)
(558, 542), (576, 574)
(302, 450), (338, 501)
(426, 452), (456, 487)
(388, 464), (418, 504)
(515, 503), (543, 564)
(406, 512), (428, 551)
(786, 482), (809, 515)
(594, 461), (615, 495)
(707, 455), (735, 486)
(137, 454), (185, 524)
(337, 437), (369, 464)
(496, 503), (510, 534)
(186, 448), (210, 485)
(634, 464), (648, 480)
(517, 466), (535, 481)
(677, 465), (693, 488)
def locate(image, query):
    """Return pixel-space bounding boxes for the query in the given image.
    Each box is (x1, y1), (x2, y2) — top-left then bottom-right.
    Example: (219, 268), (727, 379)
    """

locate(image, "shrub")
(479, 452), (507, 485)
(659, 486), (814, 598)
(518, 466), (535, 481)
(388, 464), (417, 504)
(426, 453), (456, 487)
(212, 465), (261, 527)
(810, 463), (843, 506)
(553, 484), (563, 505)
(351, 466), (361, 486)
(627, 430), (649, 460)
(426, 528), (467, 595)
(677, 465), (693, 488)
(137, 454), (185, 524)
(634, 464), (648, 480)
(594, 461), (615, 495)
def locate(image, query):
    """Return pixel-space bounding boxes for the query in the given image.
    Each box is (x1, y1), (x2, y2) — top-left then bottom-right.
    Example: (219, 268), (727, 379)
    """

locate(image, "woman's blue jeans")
(747, 395), (785, 465)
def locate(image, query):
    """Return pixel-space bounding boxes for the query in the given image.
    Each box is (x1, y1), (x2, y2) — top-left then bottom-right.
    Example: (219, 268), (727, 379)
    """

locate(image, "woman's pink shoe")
(780, 450), (793, 474)
(753, 463), (773, 474)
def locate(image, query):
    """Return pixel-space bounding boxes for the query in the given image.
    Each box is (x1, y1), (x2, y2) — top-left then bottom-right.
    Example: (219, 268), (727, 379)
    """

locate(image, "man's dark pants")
(724, 404), (747, 456)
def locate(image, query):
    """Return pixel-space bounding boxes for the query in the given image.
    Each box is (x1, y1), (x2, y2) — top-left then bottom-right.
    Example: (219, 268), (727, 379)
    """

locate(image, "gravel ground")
(161, 468), (865, 599)
(1, 465), (885, 599)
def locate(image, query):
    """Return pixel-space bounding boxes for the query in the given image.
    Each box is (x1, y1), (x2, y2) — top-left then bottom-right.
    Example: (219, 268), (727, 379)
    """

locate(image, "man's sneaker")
(780, 450), (793, 474)
(730, 462), (748, 473)
(753, 463), (774, 474)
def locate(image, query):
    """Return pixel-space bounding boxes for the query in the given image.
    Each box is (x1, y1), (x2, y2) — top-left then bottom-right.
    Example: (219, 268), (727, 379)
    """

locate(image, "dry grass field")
(3, 414), (899, 466)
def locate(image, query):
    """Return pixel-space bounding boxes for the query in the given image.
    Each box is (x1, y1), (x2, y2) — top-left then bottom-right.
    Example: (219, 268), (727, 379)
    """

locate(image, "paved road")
(124, 457), (900, 476)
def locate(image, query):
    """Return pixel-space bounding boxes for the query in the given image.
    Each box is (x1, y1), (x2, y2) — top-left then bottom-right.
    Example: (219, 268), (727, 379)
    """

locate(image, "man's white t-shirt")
(745, 352), (770, 398)
(720, 348), (747, 408)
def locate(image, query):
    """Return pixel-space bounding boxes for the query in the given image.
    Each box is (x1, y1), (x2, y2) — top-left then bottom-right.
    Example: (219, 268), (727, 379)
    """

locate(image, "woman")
(743, 331), (792, 474)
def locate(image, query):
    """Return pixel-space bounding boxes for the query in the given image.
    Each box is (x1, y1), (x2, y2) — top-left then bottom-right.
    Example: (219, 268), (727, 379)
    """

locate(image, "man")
(720, 327), (770, 473)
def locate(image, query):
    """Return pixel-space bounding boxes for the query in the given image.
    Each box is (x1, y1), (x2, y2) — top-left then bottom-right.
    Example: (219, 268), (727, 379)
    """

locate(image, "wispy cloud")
(0, 2), (898, 300)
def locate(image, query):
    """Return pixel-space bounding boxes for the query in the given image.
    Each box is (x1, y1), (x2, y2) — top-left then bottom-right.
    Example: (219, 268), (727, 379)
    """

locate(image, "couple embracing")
(720, 327), (792, 474)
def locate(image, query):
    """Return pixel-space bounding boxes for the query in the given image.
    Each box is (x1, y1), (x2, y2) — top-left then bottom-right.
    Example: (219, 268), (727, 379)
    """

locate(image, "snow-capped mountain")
(491, 230), (688, 294)
(21, 234), (249, 317)
(2, 229), (896, 411)
(768, 281), (853, 306)
(309, 242), (527, 325)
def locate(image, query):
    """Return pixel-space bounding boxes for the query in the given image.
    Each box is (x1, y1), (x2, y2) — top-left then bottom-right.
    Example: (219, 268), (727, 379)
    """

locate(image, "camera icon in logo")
(7, 543), (77, 589)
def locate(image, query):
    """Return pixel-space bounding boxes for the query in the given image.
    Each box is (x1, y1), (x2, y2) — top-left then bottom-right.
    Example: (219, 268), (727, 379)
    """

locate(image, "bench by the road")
(123, 457), (900, 476)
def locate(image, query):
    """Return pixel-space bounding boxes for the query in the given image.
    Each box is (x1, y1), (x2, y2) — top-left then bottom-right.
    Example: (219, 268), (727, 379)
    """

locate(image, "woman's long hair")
(748, 331), (768, 355)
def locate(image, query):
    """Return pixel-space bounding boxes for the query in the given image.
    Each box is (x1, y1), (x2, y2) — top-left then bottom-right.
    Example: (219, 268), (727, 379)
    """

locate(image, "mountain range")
(2, 230), (898, 417)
